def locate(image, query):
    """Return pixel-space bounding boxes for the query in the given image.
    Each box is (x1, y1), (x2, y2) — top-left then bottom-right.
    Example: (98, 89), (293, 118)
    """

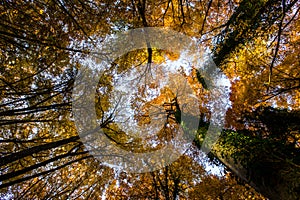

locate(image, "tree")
(1, 0), (300, 199)
(105, 151), (265, 200)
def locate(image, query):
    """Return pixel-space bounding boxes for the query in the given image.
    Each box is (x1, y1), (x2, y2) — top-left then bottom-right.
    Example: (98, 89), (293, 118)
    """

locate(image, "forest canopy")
(0, 0), (299, 199)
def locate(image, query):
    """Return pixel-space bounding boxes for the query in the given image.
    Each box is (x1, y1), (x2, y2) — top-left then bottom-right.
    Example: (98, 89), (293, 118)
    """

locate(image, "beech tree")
(0, 0), (299, 199)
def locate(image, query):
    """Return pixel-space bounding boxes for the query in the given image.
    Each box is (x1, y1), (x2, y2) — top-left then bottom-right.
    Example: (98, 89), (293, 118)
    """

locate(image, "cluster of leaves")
(104, 154), (265, 200)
